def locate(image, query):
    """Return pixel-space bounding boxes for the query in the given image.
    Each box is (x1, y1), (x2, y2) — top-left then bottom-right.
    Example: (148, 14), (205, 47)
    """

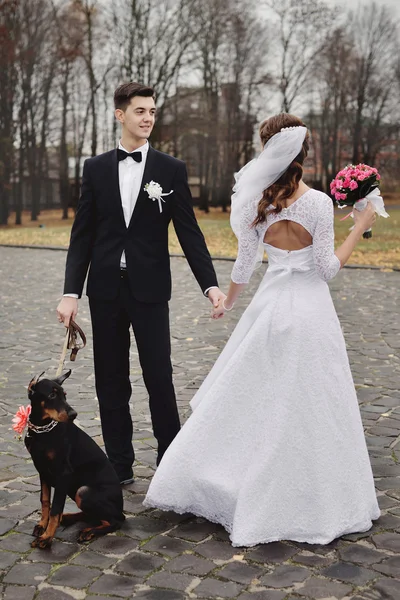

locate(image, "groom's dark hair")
(114, 82), (155, 111)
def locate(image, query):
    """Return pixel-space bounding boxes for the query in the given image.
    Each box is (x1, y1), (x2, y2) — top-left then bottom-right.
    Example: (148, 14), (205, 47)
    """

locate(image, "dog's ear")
(28, 371), (45, 394)
(54, 370), (72, 386)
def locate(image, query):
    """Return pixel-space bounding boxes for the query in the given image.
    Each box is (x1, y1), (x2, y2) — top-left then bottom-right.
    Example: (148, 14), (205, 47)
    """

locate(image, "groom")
(57, 82), (225, 484)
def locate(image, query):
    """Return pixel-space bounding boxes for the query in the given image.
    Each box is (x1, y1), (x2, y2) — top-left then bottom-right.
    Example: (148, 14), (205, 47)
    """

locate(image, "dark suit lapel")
(111, 149), (126, 228)
(128, 145), (157, 230)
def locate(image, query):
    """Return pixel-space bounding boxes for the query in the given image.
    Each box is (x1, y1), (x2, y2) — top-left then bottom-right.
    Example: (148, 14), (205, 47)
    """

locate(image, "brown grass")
(1, 203), (399, 269)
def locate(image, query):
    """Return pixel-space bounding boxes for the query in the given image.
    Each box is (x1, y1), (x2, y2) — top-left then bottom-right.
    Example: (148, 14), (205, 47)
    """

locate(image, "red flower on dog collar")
(12, 405), (31, 436)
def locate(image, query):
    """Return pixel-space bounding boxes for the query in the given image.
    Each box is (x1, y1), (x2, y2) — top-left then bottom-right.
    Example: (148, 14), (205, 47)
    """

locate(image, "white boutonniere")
(144, 181), (173, 213)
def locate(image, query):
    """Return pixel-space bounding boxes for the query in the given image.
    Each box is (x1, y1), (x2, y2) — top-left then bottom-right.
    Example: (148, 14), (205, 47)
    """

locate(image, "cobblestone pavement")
(0, 246), (400, 600)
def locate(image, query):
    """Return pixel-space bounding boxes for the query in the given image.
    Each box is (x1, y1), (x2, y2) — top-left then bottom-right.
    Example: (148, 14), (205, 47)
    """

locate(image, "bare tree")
(265, 0), (332, 113)
(312, 25), (355, 188)
(108, 0), (197, 134)
(16, 0), (57, 221)
(348, 2), (399, 164)
(0, 0), (19, 225)
(72, 0), (114, 157)
(219, 5), (270, 208)
(52, 1), (84, 219)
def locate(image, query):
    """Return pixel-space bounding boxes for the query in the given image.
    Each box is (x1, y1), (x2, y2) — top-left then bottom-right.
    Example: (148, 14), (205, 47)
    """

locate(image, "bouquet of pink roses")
(330, 163), (389, 238)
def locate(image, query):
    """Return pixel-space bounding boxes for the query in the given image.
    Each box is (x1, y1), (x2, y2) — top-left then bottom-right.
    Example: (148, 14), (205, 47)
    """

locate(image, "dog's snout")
(68, 410), (77, 421)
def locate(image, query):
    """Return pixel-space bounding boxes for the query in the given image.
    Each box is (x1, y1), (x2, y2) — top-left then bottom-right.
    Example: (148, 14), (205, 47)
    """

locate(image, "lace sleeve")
(231, 202), (261, 284)
(313, 195), (341, 282)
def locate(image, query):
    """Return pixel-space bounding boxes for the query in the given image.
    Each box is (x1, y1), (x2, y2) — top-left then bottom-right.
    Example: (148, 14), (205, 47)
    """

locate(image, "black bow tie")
(117, 148), (142, 163)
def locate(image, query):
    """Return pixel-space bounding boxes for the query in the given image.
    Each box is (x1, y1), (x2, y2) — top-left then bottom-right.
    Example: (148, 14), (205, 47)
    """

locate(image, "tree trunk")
(60, 63), (71, 219)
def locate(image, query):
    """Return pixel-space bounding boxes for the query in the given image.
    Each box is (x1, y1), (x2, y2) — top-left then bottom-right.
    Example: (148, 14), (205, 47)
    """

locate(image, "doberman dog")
(26, 370), (125, 548)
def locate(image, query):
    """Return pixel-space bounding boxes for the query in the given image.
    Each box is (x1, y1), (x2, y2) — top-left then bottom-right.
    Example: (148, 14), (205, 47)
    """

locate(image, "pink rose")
(335, 192), (347, 201)
(349, 180), (358, 190)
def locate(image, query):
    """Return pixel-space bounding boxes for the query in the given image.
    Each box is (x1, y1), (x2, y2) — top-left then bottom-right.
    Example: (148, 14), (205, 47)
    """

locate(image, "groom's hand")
(56, 297), (78, 327)
(207, 288), (226, 318)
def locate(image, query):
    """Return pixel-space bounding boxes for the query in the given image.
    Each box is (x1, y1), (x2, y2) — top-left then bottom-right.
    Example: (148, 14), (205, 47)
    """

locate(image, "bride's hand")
(211, 296), (227, 320)
(353, 200), (376, 231)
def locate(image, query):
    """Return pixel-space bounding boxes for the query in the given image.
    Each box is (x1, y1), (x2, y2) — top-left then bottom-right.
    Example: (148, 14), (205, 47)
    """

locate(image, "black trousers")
(89, 271), (181, 478)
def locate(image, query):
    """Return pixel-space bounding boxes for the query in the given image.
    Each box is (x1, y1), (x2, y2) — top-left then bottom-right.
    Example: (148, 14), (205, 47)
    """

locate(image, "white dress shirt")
(118, 140), (149, 268)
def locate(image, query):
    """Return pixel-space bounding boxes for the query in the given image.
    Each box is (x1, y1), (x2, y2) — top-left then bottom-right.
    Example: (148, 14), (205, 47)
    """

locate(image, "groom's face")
(116, 95), (156, 140)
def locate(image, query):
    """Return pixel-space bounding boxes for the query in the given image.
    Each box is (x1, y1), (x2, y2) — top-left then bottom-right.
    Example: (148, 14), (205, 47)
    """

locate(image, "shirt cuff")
(63, 294), (79, 299)
(204, 286), (219, 297)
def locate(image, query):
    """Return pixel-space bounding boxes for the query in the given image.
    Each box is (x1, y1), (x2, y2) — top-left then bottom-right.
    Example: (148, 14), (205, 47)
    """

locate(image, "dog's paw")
(31, 536), (53, 549)
(32, 524), (46, 537)
(78, 528), (95, 542)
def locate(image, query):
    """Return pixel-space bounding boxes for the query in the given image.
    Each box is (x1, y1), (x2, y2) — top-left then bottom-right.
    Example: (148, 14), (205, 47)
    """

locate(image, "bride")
(143, 113), (380, 547)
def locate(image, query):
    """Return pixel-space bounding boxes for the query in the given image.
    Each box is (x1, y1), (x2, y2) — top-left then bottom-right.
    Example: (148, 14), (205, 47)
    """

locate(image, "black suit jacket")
(64, 146), (218, 302)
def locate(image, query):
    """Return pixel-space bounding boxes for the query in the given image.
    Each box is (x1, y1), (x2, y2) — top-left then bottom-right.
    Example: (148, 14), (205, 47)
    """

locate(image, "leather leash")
(56, 320), (87, 377)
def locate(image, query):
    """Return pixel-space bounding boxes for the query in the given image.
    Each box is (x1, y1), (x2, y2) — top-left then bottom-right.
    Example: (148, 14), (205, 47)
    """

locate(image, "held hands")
(56, 297), (78, 327)
(207, 288), (235, 320)
(207, 288), (227, 320)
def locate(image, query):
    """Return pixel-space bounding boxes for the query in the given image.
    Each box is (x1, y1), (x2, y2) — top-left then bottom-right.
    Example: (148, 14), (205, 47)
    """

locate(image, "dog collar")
(27, 420), (59, 435)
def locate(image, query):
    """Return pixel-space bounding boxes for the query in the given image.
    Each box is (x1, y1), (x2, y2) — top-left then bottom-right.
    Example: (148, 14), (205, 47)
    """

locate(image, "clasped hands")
(207, 288), (233, 320)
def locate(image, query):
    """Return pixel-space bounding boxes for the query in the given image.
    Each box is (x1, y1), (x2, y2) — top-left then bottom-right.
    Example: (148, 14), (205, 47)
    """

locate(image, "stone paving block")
(195, 539), (239, 560)
(372, 532), (400, 552)
(247, 542), (299, 564)
(363, 577), (400, 600)
(146, 570), (194, 591)
(0, 533), (33, 553)
(71, 549), (117, 569)
(3, 586), (36, 600)
(260, 564), (311, 588)
(374, 513), (400, 530)
(378, 495), (399, 509)
(321, 561), (378, 585)
(194, 577), (244, 598)
(164, 553), (215, 575)
(387, 490), (400, 501)
(293, 552), (332, 568)
(123, 494), (148, 514)
(296, 576), (353, 598)
(121, 515), (169, 540)
(371, 555), (400, 578)
(0, 549), (19, 570)
(28, 542), (80, 563)
(48, 564), (101, 587)
(168, 519), (218, 542)
(89, 573), (139, 597)
(3, 562), (52, 585)
(89, 534), (139, 555)
(141, 534), (193, 556)
(238, 592), (287, 600)
(116, 551), (166, 576)
(134, 590), (187, 600)
(35, 590), (77, 600)
(376, 481), (400, 495)
(338, 543), (385, 564)
(0, 489), (26, 505)
(217, 561), (264, 584)
(150, 509), (193, 525)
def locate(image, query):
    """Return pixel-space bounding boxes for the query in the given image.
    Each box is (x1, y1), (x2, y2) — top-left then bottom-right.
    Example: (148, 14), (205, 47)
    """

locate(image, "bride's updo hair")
(253, 113), (309, 225)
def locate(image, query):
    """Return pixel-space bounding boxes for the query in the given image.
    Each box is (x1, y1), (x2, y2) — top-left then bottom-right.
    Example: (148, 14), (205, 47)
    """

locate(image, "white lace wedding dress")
(144, 189), (380, 546)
